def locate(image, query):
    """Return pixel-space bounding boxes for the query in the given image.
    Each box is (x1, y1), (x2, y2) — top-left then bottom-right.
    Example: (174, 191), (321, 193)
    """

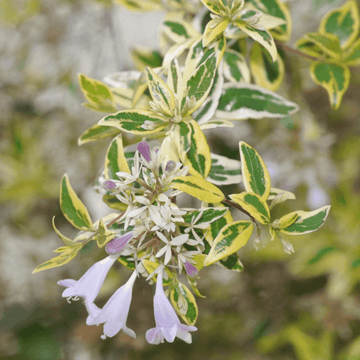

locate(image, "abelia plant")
(33, 0), (360, 346)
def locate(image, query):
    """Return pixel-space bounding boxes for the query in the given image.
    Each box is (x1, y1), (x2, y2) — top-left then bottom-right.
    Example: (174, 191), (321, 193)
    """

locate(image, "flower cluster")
(57, 142), (223, 343)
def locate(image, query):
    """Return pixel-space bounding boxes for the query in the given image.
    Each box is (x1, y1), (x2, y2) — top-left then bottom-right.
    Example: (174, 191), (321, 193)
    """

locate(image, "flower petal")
(105, 233), (133, 254)
(146, 327), (162, 344)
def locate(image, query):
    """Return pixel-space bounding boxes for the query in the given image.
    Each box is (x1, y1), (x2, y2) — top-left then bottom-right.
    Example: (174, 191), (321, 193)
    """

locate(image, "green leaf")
(78, 123), (120, 146)
(319, 0), (359, 49)
(250, 41), (285, 91)
(220, 253), (244, 272)
(216, 83), (299, 120)
(96, 219), (117, 248)
(181, 120), (212, 179)
(304, 32), (341, 58)
(182, 53), (217, 115)
(230, 192), (271, 224)
(310, 61), (350, 109)
(223, 49), (251, 83)
(280, 205), (331, 235)
(104, 135), (130, 180)
(246, 0), (292, 41)
(78, 73), (117, 113)
(239, 141), (271, 200)
(308, 246), (337, 265)
(170, 282), (198, 325)
(171, 176), (225, 203)
(204, 220), (254, 266)
(33, 245), (81, 273)
(60, 174), (93, 230)
(146, 66), (175, 116)
(235, 21), (278, 62)
(207, 153), (242, 186)
(98, 109), (168, 134)
(131, 46), (162, 71)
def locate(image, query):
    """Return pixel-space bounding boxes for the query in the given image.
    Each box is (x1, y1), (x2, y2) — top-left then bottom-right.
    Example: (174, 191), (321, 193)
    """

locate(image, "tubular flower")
(87, 270), (138, 339)
(146, 271), (197, 345)
(57, 254), (119, 307)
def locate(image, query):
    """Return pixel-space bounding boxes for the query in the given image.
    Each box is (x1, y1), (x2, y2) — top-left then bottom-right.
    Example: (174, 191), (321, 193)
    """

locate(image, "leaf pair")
(296, 0), (360, 109)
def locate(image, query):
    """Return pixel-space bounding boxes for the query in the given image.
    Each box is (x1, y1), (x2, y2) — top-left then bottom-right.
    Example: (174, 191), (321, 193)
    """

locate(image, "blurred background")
(1, 0), (360, 359)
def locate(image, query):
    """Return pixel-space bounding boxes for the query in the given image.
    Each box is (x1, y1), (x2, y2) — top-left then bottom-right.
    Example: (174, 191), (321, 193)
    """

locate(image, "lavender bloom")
(184, 261), (198, 277)
(137, 141), (151, 162)
(58, 254), (119, 305)
(146, 271), (197, 345)
(103, 180), (117, 189)
(105, 233), (133, 254)
(87, 270), (137, 339)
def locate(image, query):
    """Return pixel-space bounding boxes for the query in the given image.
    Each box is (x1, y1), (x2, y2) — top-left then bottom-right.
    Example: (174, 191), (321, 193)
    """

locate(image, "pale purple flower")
(105, 233), (133, 254)
(104, 180), (117, 189)
(87, 270), (137, 339)
(58, 255), (119, 306)
(184, 261), (198, 277)
(146, 271), (197, 345)
(137, 141), (151, 162)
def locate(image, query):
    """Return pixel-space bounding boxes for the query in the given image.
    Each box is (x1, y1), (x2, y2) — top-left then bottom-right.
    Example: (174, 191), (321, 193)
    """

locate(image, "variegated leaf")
(98, 110), (168, 134)
(204, 203), (233, 245)
(60, 174), (93, 231)
(131, 46), (162, 71)
(96, 219), (116, 247)
(204, 220), (254, 266)
(193, 63), (224, 125)
(268, 187), (296, 210)
(207, 153), (242, 186)
(280, 206), (331, 235)
(183, 207), (228, 227)
(319, 0), (359, 49)
(170, 282), (198, 325)
(146, 66), (175, 116)
(250, 41), (285, 91)
(105, 135), (130, 180)
(216, 83), (299, 120)
(310, 61), (350, 109)
(78, 124), (120, 146)
(239, 141), (271, 199)
(220, 253), (244, 272)
(203, 17), (229, 47)
(246, 0), (292, 41)
(230, 192), (271, 224)
(182, 53), (217, 116)
(234, 21), (278, 62)
(171, 176), (225, 203)
(223, 49), (251, 83)
(78, 73), (117, 113)
(33, 245), (82, 273)
(304, 32), (341, 58)
(181, 119), (212, 178)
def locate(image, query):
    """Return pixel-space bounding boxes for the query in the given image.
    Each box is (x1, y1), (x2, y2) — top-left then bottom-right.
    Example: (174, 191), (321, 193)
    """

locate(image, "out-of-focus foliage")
(1, 0), (360, 359)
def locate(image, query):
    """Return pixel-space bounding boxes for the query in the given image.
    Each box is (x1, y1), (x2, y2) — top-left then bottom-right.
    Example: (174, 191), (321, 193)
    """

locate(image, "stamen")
(101, 334), (107, 340)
